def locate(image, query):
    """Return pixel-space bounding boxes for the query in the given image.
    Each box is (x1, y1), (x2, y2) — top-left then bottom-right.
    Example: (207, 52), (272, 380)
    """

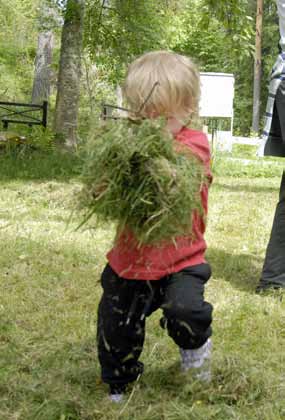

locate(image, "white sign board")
(199, 72), (235, 118)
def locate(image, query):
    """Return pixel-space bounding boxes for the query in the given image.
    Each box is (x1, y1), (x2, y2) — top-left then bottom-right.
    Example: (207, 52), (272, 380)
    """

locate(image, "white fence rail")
(209, 130), (262, 152)
(232, 136), (262, 146)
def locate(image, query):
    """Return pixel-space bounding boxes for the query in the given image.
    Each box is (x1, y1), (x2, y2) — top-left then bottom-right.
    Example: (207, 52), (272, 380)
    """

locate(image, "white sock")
(109, 393), (124, 403)
(180, 338), (212, 374)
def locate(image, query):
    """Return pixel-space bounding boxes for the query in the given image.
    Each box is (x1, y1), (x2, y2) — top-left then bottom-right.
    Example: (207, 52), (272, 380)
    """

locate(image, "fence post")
(42, 101), (48, 128)
(102, 105), (107, 121)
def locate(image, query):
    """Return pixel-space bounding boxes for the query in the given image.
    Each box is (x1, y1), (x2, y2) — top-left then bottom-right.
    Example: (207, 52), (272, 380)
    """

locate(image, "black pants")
(97, 263), (212, 392)
(257, 171), (285, 291)
(257, 81), (285, 291)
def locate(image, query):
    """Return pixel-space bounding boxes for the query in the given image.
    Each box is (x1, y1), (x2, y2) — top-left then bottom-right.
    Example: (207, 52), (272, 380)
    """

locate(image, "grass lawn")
(0, 147), (285, 419)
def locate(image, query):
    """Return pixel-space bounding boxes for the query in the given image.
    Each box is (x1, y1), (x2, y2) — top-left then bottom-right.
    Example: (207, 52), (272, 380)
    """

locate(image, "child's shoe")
(109, 393), (124, 403)
(109, 385), (126, 403)
(179, 338), (212, 382)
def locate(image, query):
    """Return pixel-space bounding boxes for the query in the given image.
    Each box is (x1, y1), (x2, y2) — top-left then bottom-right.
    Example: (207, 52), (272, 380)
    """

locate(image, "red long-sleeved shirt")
(107, 127), (212, 280)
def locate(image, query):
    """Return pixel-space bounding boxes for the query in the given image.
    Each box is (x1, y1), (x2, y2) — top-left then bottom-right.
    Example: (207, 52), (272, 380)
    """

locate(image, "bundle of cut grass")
(78, 118), (205, 245)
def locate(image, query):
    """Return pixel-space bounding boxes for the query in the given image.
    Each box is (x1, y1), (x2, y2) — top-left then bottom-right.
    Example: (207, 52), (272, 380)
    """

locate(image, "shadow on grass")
(0, 149), (82, 182)
(207, 247), (262, 293)
(214, 180), (280, 194)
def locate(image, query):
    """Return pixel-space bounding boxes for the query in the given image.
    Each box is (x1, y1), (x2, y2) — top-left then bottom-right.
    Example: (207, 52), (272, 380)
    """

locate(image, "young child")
(96, 51), (213, 402)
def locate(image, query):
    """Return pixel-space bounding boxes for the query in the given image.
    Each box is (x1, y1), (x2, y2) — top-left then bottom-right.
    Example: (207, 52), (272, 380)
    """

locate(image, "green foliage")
(202, 0), (255, 31)
(0, 0), (282, 139)
(167, 0), (280, 136)
(27, 126), (57, 151)
(168, 0), (255, 135)
(0, 127), (58, 158)
(84, 0), (173, 81)
(78, 119), (205, 244)
(200, 0), (280, 135)
(0, 0), (40, 101)
(81, 0), (257, 134)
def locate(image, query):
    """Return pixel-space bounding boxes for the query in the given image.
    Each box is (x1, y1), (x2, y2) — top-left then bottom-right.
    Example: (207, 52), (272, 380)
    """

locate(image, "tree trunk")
(31, 31), (53, 104)
(252, 0), (263, 133)
(54, 0), (85, 148)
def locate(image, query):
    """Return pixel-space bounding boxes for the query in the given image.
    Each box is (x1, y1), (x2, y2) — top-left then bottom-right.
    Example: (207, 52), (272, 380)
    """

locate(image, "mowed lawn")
(1, 150), (285, 420)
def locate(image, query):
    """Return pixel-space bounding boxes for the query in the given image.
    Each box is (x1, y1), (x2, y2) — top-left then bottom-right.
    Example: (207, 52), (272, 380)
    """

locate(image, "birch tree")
(31, 3), (62, 104)
(31, 11), (53, 104)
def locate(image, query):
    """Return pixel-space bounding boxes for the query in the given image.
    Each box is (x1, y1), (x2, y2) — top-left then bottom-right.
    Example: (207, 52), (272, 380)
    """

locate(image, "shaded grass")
(0, 149), (81, 182)
(1, 150), (285, 419)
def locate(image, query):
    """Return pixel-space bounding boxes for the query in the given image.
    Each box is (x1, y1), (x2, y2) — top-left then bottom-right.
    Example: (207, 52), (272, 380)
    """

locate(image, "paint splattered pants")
(97, 263), (212, 393)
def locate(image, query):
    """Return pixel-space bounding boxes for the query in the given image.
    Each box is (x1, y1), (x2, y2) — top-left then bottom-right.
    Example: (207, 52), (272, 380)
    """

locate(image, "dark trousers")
(258, 81), (285, 291)
(97, 263), (212, 392)
(257, 171), (285, 291)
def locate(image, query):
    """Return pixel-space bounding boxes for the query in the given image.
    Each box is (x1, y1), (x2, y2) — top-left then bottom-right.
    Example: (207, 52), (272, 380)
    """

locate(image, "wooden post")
(252, 0), (263, 133)
(42, 101), (48, 128)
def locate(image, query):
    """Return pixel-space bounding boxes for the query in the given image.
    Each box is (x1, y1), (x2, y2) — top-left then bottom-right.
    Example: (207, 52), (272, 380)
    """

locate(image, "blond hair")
(123, 50), (200, 121)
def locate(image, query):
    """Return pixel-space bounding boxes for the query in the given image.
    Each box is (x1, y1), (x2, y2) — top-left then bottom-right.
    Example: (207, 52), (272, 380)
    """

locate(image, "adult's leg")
(257, 172), (285, 291)
(97, 264), (146, 393)
(160, 263), (213, 349)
